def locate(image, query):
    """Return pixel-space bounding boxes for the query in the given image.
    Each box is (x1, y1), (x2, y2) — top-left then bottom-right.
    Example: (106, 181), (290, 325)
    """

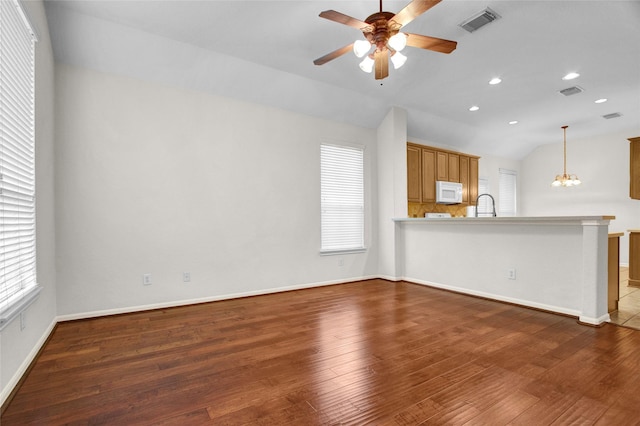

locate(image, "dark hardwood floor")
(4, 279), (640, 425)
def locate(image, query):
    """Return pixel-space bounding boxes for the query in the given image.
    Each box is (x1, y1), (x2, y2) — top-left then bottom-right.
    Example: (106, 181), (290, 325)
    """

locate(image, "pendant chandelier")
(552, 125), (581, 187)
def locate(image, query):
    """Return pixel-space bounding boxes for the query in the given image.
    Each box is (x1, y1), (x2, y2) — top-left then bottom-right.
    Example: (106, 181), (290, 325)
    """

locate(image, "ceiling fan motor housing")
(363, 12), (400, 51)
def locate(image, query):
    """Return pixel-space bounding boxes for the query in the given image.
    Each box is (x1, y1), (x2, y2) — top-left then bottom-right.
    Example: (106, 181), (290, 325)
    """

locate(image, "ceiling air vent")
(602, 112), (623, 119)
(559, 86), (584, 96)
(459, 7), (501, 33)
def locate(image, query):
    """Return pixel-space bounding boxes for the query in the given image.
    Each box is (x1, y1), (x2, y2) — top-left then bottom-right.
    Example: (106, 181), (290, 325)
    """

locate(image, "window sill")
(320, 248), (367, 256)
(0, 285), (42, 331)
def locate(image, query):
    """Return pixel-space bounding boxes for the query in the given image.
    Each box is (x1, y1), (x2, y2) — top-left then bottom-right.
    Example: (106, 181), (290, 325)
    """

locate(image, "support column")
(580, 220), (610, 325)
(376, 107), (407, 280)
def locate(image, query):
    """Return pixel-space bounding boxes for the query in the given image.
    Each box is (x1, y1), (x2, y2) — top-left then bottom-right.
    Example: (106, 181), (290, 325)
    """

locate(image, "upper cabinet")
(459, 156), (469, 202)
(468, 157), (479, 203)
(407, 142), (479, 204)
(407, 144), (422, 203)
(422, 149), (436, 202)
(436, 151), (448, 181)
(448, 153), (460, 182)
(631, 137), (640, 200)
(435, 151), (460, 182)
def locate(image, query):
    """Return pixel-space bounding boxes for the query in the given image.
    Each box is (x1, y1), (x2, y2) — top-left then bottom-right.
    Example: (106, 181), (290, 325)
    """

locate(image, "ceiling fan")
(313, 0), (457, 80)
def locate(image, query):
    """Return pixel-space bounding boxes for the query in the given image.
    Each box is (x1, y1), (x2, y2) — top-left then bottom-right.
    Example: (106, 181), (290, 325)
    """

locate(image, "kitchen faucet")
(475, 193), (496, 217)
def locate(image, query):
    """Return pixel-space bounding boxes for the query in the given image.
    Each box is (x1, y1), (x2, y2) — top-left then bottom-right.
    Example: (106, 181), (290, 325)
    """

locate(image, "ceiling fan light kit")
(391, 51), (408, 69)
(388, 32), (407, 51)
(359, 56), (375, 73)
(313, 0), (457, 80)
(353, 39), (372, 58)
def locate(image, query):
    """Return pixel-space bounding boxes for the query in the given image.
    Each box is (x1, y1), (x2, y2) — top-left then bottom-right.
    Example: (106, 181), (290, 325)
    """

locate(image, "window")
(499, 168), (517, 217)
(0, 0), (39, 329)
(320, 143), (364, 253)
(476, 177), (492, 216)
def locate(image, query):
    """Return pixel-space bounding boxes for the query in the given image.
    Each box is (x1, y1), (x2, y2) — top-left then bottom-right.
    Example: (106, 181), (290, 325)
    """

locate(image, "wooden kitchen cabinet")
(457, 154), (479, 203)
(407, 144), (422, 203)
(630, 230), (640, 288)
(459, 155), (469, 202)
(436, 151), (448, 181)
(422, 149), (436, 202)
(407, 143), (436, 203)
(448, 153), (460, 182)
(608, 233), (622, 312)
(435, 152), (460, 182)
(469, 157), (479, 203)
(630, 137), (640, 200)
(407, 142), (479, 205)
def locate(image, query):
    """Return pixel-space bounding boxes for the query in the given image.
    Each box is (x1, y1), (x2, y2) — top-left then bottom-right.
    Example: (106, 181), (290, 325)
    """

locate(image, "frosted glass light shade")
(353, 40), (371, 58)
(552, 174), (581, 187)
(391, 51), (407, 69)
(359, 56), (374, 73)
(388, 33), (407, 51)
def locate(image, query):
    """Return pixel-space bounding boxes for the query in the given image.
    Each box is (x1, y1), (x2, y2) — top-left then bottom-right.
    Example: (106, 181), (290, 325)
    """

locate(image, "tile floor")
(609, 267), (640, 329)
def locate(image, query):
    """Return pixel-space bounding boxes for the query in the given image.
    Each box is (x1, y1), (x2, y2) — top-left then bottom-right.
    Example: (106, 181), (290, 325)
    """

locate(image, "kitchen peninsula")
(393, 215), (614, 326)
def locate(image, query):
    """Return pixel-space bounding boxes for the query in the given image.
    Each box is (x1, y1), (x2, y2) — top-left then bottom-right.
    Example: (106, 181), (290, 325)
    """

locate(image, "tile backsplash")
(408, 202), (471, 218)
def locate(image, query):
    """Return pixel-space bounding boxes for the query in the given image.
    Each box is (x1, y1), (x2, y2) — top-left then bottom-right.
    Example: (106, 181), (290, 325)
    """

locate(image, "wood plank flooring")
(4, 279), (640, 425)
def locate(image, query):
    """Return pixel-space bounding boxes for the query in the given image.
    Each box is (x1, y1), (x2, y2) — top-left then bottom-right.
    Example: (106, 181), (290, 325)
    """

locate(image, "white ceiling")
(43, 0), (640, 159)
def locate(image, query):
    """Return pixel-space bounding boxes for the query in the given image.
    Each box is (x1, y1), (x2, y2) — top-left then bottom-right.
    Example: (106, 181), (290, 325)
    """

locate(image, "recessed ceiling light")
(469, 105), (479, 111)
(562, 72), (580, 80)
(509, 120), (518, 125)
(489, 77), (502, 85)
(595, 98), (608, 104)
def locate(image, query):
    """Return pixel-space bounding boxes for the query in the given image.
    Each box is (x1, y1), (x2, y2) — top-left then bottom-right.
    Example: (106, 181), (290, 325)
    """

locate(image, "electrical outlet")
(20, 312), (26, 330)
(143, 273), (152, 286)
(183, 272), (191, 282)
(507, 269), (516, 280)
(338, 259), (344, 267)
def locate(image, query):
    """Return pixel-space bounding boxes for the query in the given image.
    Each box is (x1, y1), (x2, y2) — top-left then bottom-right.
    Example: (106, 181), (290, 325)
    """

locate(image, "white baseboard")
(56, 275), (379, 322)
(1, 317), (57, 407)
(404, 276), (582, 319)
(377, 274), (402, 282)
(579, 313), (611, 326)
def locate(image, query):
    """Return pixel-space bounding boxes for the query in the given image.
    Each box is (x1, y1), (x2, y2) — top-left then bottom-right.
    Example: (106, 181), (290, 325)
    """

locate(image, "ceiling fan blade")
(391, 0), (442, 28)
(319, 10), (369, 30)
(405, 33), (457, 53)
(313, 43), (355, 66)
(374, 50), (389, 80)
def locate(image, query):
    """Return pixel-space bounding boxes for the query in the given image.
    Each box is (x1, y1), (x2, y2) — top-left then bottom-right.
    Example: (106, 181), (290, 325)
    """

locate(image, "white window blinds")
(476, 178), (491, 216)
(0, 0), (38, 325)
(499, 168), (517, 217)
(320, 144), (364, 253)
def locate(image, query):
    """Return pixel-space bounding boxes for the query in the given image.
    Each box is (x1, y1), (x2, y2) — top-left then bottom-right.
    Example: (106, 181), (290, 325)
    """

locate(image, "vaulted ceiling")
(44, 0), (640, 159)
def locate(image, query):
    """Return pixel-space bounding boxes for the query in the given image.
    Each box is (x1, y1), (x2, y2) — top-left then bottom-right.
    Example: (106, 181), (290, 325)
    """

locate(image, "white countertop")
(394, 216), (615, 226)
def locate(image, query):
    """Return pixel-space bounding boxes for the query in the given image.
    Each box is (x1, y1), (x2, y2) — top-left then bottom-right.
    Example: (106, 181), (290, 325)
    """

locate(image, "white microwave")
(436, 181), (463, 204)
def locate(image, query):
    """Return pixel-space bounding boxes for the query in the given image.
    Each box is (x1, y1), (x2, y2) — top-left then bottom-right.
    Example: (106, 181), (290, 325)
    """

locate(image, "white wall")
(1, 0), (57, 406)
(477, 155), (522, 214)
(521, 130), (640, 264)
(54, 64), (379, 317)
